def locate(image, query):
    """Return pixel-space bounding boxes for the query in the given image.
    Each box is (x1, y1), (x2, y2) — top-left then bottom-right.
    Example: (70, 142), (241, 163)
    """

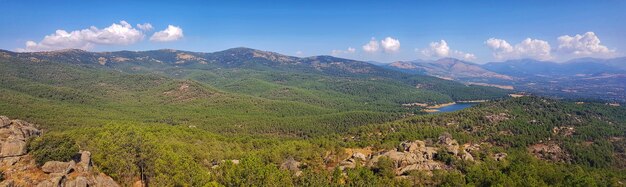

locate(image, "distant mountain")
(2, 47), (401, 77)
(565, 57), (626, 71)
(386, 58), (512, 81)
(365, 61), (387, 66)
(481, 57), (626, 102)
(0, 47), (511, 105)
(482, 58), (625, 77)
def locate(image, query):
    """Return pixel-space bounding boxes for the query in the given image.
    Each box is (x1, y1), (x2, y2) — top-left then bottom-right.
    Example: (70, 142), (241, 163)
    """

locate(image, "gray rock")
(494, 153), (507, 161)
(0, 139), (27, 157)
(461, 150), (474, 161)
(36, 180), (54, 187)
(51, 175), (66, 187)
(0, 156), (21, 167)
(65, 176), (89, 187)
(0, 116), (10, 127)
(280, 157), (301, 172)
(398, 160), (445, 175)
(42, 161), (75, 174)
(438, 133), (460, 155)
(0, 179), (15, 187)
(352, 152), (367, 161)
(338, 159), (356, 169)
(94, 174), (120, 187)
(372, 150), (423, 168)
(36, 175), (65, 187)
(77, 151), (91, 172)
(0, 117), (40, 157)
(401, 140), (426, 153)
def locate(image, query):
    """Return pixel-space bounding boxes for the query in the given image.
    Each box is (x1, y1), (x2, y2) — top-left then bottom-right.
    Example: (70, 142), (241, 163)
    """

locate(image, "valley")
(384, 57), (626, 102)
(0, 48), (624, 186)
(2, 1), (625, 186)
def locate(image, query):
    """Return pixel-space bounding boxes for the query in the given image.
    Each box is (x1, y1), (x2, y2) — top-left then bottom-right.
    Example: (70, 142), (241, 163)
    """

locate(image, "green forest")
(0, 50), (624, 186)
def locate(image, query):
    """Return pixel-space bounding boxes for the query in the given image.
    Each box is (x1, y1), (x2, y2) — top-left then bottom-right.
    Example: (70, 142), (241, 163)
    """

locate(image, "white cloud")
(136, 23), (153, 31)
(453, 50), (477, 60)
(420, 40), (476, 60)
(421, 40), (450, 57)
(485, 38), (551, 60)
(347, 47), (356, 53)
(295, 51), (303, 56)
(380, 37), (400, 53)
(362, 38), (380, 53)
(331, 47), (356, 56)
(557, 32), (615, 57)
(150, 25), (184, 42)
(17, 21), (145, 52)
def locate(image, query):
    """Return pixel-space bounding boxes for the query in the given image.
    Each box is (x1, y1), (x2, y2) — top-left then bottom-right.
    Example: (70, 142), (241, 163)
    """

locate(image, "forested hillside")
(0, 50), (624, 186)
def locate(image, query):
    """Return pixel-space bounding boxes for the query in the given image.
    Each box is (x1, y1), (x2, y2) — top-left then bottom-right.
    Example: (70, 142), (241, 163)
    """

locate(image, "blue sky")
(1, 0), (625, 63)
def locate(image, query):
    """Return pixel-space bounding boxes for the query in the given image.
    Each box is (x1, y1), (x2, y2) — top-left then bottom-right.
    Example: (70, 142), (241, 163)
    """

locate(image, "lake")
(431, 103), (477, 113)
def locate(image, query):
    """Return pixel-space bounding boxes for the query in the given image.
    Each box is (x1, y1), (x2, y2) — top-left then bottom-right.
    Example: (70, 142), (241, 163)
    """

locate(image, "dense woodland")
(0, 51), (625, 186)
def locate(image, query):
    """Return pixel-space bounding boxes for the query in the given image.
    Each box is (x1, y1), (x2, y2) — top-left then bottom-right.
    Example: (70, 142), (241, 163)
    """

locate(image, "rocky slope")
(0, 116), (119, 187)
(273, 133), (507, 178)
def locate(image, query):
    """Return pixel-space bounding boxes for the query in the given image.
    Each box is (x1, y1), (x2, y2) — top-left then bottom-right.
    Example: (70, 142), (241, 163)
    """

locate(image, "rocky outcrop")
(35, 151), (120, 187)
(41, 161), (75, 174)
(484, 113), (510, 123)
(334, 134), (480, 176)
(368, 139), (445, 175)
(438, 133), (460, 155)
(337, 152), (369, 170)
(0, 116), (120, 187)
(0, 116), (41, 158)
(528, 143), (571, 162)
(552, 126), (575, 137)
(493, 153), (507, 161)
(280, 157), (303, 176)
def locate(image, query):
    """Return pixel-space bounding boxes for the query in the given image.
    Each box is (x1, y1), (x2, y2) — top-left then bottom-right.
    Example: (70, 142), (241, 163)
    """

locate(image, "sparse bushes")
(29, 134), (79, 166)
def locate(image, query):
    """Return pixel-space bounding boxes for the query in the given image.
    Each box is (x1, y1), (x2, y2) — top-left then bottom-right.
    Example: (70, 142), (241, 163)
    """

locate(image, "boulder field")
(0, 116), (119, 187)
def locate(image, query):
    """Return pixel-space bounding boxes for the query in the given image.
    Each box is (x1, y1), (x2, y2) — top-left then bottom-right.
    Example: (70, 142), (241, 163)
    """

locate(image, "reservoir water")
(431, 103), (477, 113)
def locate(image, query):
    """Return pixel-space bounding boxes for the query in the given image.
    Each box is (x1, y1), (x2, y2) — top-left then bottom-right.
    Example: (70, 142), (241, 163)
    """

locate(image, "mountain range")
(1, 47), (625, 186)
(382, 56), (626, 102)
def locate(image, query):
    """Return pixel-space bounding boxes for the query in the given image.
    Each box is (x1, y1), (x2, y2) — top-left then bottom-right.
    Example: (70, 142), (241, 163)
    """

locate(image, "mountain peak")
(218, 47), (263, 54)
(37, 48), (88, 54)
(210, 47), (299, 64)
(436, 57), (462, 61)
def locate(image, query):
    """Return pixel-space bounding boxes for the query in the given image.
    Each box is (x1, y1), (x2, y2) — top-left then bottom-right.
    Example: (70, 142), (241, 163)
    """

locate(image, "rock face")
(333, 134), (480, 176)
(438, 133), (460, 156)
(484, 113), (510, 123)
(0, 116), (120, 187)
(528, 143), (570, 162)
(368, 139), (445, 175)
(280, 157), (303, 176)
(42, 161), (75, 174)
(0, 116), (41, 157)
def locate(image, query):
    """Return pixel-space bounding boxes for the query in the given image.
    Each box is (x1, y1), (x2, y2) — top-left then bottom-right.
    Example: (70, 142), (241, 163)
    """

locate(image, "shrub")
(28, 134), (79, 166)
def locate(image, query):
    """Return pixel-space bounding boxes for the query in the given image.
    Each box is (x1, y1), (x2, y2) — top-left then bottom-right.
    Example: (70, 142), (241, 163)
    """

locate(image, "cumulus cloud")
(362, 38), (380, 53)
(453, 51), (477, 60)
(420, 40), (476, 60)
(331, 47), (356, 56)
(17, 21), (145, 52)
(421, 40), (450, 57)
(136, 23), (153, 31)
(485, 38), (551, 60)
(150, 25), (184, 42)
(347, 47), (356, 53)
(557, 32), (615, 57)
(380, 37), (400, 53)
